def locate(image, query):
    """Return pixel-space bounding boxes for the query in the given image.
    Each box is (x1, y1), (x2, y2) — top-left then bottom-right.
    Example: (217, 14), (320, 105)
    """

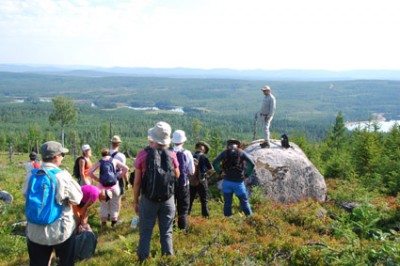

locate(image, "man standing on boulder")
(260, 85), (276, 148)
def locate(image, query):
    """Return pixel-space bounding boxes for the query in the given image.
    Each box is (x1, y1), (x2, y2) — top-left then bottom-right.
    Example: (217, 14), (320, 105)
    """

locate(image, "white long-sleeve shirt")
(260, 93), (276, 117)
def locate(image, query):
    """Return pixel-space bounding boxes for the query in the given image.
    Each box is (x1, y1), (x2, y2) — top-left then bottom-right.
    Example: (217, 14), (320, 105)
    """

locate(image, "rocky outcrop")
(245, 140), (327, 203)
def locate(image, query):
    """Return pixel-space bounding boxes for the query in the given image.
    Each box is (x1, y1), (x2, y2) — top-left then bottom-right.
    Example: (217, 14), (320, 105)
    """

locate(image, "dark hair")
(101, 148), (110, 157)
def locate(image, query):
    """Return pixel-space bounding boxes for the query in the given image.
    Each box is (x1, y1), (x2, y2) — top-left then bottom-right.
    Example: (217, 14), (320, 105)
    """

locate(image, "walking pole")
(252, 112), (258, 141)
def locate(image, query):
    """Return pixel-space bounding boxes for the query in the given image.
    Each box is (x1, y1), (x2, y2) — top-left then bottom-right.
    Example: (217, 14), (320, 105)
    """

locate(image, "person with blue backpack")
(213, 139), (255, 217)
(170, 130), (195, 233)
(88, 148), (129, 229)
(22, 141), (83, 266)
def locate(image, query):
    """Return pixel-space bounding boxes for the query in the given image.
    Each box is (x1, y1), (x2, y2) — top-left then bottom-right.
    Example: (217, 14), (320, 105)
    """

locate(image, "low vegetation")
(1, 147), (399, 265)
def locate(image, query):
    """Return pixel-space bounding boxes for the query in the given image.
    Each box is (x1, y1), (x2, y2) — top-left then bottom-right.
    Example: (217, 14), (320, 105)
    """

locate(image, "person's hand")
(134, 202), (139, 214)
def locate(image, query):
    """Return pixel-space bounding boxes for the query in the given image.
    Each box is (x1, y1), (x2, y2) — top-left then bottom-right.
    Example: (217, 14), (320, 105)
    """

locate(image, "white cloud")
(0, 0), (400, 70)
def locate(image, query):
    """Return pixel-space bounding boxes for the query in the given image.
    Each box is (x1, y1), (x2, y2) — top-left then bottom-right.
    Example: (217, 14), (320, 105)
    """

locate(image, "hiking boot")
(111, 218), (124, 228)
(260, 142), (270, 148)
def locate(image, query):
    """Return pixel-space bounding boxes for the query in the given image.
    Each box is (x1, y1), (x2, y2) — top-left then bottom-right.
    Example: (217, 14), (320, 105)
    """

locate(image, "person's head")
(29, 152), (37, 161)
(99, 189), (113, 202)
(101, 148), (110, 157)
(40, 141), (68, 164)
(147, 121), (172, 148)
(110, 135), (122, 148)
(171, 130), (187, 146)
(226, 139), (241, 149)
(82, 144), (91, 157)
(195, 141), (210, 154)
(261, 85), (271, 95)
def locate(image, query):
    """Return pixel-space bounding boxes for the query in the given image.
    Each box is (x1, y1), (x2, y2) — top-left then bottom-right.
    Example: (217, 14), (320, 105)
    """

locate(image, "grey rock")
(0, 190), (13, 204)
(245, 140), (327, 203)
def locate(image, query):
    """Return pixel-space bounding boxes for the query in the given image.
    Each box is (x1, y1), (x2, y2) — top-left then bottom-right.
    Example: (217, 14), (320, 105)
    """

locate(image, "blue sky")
(0, 0), (399, 70)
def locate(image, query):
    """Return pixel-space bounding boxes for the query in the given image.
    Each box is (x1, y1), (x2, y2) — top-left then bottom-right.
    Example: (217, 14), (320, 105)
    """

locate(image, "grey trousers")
(262, 116), (273, 142)
(137, 195), (175, 261)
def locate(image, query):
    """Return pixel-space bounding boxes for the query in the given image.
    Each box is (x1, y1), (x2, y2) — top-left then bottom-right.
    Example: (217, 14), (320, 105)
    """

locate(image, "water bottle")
(130, 216), (138, 229)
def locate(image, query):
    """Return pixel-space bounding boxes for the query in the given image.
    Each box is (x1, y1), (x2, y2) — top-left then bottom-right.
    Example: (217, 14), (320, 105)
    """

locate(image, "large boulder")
(245, 140), (327, 203)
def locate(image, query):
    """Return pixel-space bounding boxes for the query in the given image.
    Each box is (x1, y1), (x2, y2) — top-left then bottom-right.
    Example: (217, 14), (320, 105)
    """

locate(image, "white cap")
(82, 144), (91, 152)
(171, 130), (187, 144)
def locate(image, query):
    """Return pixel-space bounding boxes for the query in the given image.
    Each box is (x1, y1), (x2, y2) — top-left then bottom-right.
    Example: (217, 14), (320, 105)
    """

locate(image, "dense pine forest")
(0, 72), (399, 265)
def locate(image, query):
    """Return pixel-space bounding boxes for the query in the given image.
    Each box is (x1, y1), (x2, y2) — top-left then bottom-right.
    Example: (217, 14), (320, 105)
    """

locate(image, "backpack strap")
(111, 151), (119, 158)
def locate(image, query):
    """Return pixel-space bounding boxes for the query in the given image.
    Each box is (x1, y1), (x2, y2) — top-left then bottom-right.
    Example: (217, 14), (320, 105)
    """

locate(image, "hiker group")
(22, 84), (277, 264)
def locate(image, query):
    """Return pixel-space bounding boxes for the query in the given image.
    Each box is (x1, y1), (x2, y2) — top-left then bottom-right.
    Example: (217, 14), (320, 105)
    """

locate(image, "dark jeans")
(27, 233), (76, 266)
(189, 180), (209, 217)
(175, 185), (190, 230)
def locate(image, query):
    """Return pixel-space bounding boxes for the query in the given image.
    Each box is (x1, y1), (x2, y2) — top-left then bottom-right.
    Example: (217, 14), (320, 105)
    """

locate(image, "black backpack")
(99, 158), (118, 187)
(281, 134), (290, 148)
(141, 147), (175, 202)
(73, 156), (87, 180)
(222, 147), (243, 173)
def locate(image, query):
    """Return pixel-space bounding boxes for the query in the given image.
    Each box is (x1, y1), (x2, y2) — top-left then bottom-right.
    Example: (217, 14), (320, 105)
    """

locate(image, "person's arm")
(79, 198), (94, 225)
(204, 156), (215, 175)
(269, 95), (276, 118)
(212, 152), (225, 174)
(241, 151), (255, 178)
(118, 154), (130, 186)
(88, 162), (100, 183)
(133, 168), (142, 215)
(170, 151), (180, 179)
(174, 167), (180, 179)
(115, 160), (129, 178)
(78, 158), (89, 185)
(66, 173), (83, 205)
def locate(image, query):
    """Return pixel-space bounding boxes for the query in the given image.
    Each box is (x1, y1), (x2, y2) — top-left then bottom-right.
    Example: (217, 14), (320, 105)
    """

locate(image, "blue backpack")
(25, 168), (63, 225)
(99, 158), (117, 187)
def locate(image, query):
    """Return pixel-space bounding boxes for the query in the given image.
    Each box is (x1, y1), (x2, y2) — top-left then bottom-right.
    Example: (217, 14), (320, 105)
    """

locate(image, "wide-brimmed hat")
(195, 141), (210, 154)
(29, 152), (37, 160)
(171, 130), (187, 144)
(261, 85), (271, 91)
(111, 135), (122, 143)
(147, 121), (172, 145)
(82, 144), (91, 152)
(226, 139), (241, 147)
(40, 141), (69, 159)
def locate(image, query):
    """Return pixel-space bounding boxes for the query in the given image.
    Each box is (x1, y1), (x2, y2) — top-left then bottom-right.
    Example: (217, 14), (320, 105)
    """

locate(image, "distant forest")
(0, 71), (399, 154)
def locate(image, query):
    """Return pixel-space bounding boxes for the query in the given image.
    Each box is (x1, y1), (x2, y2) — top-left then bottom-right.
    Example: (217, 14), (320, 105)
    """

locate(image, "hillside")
(1, 71), (400, 122)
(1, 149), (399, 265)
